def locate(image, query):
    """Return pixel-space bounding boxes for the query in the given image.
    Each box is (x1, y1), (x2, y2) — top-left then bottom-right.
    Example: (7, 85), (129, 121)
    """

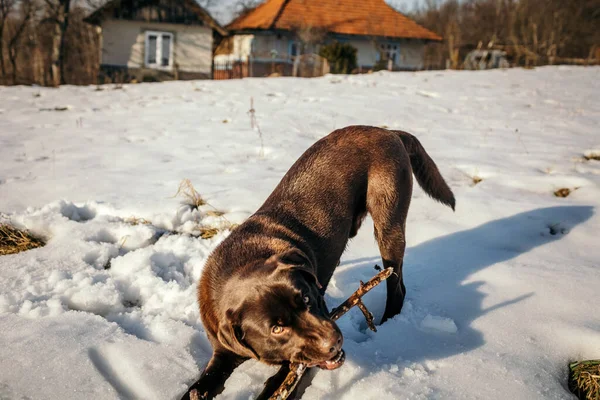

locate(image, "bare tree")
(42, 0), (70, 86)
(0, 0), (102, 86)
(0, 0), (16, 81)
(411, 0), (600, 69)
(7, 0), (37, 84)
(230, 0), (263, 20)
(196, 0), (215, 8)
(294, 25), (327, 46)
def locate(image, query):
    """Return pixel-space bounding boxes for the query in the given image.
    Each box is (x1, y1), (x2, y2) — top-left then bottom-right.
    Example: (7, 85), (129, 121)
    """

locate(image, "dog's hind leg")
(180, 350), (246, 400)
(367, 162), (413, 323)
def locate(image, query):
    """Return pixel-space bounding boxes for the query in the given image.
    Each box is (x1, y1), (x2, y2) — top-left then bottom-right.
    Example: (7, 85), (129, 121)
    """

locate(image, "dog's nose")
(321, 331), (343, 354)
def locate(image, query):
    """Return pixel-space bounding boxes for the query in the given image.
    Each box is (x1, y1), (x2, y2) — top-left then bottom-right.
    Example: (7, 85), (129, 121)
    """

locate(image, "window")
(289, 41), (298, 57)
(145, 31), (173, 69)
(379, 42), (399, 65)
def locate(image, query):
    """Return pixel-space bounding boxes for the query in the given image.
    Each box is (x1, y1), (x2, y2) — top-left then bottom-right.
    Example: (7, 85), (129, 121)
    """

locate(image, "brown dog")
(182, 126), (455, 399)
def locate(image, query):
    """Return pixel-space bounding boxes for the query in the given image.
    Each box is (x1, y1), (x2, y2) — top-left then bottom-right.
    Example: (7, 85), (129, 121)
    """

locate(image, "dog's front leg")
(256, 364), (315, 400)
(180, 350), (246, 400)
(255, 363), (291, 400)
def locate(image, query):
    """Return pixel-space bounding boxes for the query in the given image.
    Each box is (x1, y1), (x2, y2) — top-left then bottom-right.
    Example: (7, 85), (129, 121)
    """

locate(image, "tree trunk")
(49, 23), (61, 86)
(8, 5), (32, 85)
(0, 21), (6, 81)
(9, 47), (16, 83)
(58, 0), (70, 84)
(31, 30), (44, 85)
(48, 2), (65, 87)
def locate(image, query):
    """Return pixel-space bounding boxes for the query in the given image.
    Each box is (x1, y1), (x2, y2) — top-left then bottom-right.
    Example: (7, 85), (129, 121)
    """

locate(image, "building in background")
(85, 0), (226, 82)
(216, 0), (442, 77)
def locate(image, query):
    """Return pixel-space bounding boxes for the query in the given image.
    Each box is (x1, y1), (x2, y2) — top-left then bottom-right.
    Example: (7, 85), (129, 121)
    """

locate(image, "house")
(85, 0), (226, 81)
(216, 0), (442, 77)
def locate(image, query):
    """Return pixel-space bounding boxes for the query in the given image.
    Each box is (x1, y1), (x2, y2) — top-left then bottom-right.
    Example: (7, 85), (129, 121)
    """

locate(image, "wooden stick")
(356, 298), (377, 332)
(265, 267), (393, 400)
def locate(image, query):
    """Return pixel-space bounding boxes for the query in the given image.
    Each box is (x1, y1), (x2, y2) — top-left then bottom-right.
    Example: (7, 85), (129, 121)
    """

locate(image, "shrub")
(319, 42), (358, 74)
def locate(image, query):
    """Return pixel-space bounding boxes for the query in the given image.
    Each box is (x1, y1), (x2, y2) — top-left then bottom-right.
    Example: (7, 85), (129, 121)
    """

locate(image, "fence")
(213, 59), (249, 80)
(213, 54), (330, 80)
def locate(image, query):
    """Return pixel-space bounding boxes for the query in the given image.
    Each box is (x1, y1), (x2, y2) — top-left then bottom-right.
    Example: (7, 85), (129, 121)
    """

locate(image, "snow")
(420, 315), (458, 334)
(1, 66), (599, 399)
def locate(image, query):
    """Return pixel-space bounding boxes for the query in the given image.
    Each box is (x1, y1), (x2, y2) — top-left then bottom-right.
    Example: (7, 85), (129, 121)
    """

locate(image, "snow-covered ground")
(1, 66), (599, 400)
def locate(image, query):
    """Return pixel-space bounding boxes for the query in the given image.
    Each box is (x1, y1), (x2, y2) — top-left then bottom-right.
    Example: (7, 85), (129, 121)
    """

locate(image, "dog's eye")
(271, 325), (285, 335)
(302, 295), (310, 304)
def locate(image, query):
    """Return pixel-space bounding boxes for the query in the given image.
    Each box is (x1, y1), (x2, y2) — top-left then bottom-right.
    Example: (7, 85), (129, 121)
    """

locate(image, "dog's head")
(217, 249), (345, 369)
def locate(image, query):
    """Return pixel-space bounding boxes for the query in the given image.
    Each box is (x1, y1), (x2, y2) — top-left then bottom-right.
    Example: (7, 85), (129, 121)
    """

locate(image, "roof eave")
(83, 0), (227, 36)
(228, 28), (442, 42)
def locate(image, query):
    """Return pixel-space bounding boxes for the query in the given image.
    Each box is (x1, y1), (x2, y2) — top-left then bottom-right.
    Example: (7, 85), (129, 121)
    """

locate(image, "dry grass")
(124, 216), (151, 226)
(198, 227), (220, 239)
(554, 187), (580, 198)
(569, 360), (600, 400)
(174, 179), (207, 209)
(205, 210), (225, 217)
(584, 152), (600, 161)
(247, 97), (265, 158)
(171, 179), (237, 239)
(0, 224), (45, 256)
(193, 222), (239, 240)
(472, 176), (483, 186)
(173, 178), (230, 218)
(555, 188), (572, 197)
(458, 169), (483, 187)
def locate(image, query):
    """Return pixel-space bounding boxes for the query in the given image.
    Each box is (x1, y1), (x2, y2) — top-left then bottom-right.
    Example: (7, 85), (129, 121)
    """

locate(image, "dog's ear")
(268, 248), (322, 289)
(217, 308), (260, 360)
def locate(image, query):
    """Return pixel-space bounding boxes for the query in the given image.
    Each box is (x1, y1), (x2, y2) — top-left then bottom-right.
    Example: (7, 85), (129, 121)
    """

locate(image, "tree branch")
(264, 267), (393, 400)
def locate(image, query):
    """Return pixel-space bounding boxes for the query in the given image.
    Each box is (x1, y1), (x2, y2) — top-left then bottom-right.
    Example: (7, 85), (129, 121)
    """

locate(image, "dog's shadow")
(307, 205), (594, 397)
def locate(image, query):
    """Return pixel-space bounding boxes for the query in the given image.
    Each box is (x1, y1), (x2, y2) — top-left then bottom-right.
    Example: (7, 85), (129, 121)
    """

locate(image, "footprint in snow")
(60, 201), (97, 222)
(82, 222), (162, 269)
(86, 228), (119, 245)
(419, 314), (458, 334)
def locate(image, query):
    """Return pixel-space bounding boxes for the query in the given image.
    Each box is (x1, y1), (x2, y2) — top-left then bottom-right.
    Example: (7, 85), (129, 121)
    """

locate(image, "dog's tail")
(395, 130), (456, 211)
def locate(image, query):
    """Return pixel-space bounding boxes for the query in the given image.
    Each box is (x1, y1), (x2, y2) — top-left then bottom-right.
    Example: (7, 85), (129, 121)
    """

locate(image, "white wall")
(214, 34), (254, 62)
(347, 38), (380, 67)
(349, 37), (425, 70)
(251, 33), (293, 60)
(217, 32), (426, 70)
(398, 40), (426, 70)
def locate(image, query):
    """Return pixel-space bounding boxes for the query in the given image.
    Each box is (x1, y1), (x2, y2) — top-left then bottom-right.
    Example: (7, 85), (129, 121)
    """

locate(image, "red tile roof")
(228, 0), (442, 41)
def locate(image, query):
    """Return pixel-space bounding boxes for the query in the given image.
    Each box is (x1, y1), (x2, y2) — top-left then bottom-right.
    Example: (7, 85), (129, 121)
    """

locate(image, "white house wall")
(100, 19), (213, 74)
(219, 32), (426, 70)
(214, 34), (254, 62)
(348, 37), (425, 70)
(398, 40), (425, 70)
(252, 33), (292, 60)
(346, 38), (379, 68)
